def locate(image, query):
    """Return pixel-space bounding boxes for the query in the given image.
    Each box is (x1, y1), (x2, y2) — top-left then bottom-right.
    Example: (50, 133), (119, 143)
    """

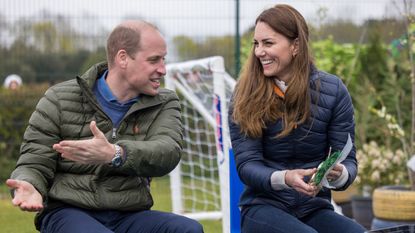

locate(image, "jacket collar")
(76, 62), (165, 113)
(309, 63), (319, 82)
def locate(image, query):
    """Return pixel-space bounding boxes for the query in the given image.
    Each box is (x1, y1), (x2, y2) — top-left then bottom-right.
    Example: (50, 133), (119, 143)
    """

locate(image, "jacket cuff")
(329, 164), (349, 188)
(270, 170), (289, 190)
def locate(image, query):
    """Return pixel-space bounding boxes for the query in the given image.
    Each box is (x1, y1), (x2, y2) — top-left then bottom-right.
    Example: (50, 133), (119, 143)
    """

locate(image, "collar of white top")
(274, 79), (288, 93)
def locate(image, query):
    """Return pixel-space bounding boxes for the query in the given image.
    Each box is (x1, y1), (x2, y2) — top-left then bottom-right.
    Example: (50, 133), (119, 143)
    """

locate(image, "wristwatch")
(111, 144), (123, 168)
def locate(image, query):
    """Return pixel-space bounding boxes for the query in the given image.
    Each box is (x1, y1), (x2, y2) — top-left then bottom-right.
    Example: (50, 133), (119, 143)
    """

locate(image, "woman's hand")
(327, 164), (344, 182)
(285, 168), (319, 196)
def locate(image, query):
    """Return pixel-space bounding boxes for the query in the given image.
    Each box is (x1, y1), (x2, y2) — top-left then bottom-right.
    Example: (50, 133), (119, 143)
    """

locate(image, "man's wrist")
(110, 144), (123, 167)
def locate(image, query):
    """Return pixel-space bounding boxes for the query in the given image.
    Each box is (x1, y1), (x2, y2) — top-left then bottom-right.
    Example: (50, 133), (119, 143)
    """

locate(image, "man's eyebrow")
(147, 55), (161, 60)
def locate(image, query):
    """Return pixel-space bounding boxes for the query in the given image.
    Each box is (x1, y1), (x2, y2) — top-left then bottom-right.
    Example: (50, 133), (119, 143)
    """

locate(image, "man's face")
(126, 29), (167, 96)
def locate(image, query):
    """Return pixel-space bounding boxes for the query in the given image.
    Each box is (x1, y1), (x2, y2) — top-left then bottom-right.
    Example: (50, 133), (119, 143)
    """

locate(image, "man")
(6, 20), (204, 233)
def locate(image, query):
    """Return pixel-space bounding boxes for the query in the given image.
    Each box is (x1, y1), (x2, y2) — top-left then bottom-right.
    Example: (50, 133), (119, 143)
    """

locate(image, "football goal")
(165, 56), (237, 233)
(164, 56), (345, 233)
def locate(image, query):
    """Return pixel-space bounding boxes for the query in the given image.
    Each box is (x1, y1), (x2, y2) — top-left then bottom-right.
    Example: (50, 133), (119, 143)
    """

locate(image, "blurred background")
(0, 0), (414, 232)
(0, 0), (402, 81)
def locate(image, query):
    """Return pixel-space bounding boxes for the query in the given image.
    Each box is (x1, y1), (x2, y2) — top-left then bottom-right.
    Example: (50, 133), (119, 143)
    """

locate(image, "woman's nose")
(255, 46), (265, 57)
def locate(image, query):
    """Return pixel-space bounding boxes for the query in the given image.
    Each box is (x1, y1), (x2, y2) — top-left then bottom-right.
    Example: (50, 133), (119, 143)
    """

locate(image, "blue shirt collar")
(97, 70), (138, 105)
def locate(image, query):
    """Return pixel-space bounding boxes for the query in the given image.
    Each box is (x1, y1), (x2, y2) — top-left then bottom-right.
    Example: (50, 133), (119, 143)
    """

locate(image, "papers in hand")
(310, 134), (352, 188)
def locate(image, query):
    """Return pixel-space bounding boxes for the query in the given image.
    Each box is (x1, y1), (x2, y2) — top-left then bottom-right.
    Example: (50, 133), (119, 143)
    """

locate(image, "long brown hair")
(232, 4), (312, 138)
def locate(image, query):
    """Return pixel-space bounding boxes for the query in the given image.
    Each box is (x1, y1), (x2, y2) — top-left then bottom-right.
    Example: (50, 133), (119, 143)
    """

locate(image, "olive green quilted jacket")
(10, 62), (183, 222)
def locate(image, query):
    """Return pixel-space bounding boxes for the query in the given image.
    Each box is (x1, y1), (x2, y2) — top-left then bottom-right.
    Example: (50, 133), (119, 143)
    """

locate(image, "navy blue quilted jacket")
(229, 67), (357, 218)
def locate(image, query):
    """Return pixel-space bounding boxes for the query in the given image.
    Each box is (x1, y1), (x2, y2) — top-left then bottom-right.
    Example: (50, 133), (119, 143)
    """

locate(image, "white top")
(274, 79), (288, 93)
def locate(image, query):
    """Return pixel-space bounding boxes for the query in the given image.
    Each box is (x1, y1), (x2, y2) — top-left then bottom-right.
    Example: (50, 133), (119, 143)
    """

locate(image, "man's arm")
(118, 93), (183, 177)
(53, 91), (183, 177)
(9, 87), (62, 207)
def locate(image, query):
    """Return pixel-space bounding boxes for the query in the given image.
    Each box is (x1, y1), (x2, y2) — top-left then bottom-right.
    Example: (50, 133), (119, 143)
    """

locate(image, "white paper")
(320, 134), (353, 188)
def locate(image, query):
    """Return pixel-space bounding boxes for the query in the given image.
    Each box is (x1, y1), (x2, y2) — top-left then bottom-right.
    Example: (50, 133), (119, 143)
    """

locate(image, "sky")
(1, 0), (403, 38)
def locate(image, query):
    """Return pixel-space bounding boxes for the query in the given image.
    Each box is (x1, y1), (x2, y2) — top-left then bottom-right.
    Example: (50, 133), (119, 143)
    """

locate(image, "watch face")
(111, 144), (123, 168)
(112, 156), (122, 167)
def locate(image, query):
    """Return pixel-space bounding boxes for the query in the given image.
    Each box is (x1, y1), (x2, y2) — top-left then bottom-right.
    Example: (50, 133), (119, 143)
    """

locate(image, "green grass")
(0, 199), (36, 233)
(151, 177), (222, 233)
(0, 177), (222, 232)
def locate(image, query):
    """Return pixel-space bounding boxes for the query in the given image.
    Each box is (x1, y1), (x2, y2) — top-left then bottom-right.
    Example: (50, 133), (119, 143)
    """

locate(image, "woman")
(229, 4), (366, 233)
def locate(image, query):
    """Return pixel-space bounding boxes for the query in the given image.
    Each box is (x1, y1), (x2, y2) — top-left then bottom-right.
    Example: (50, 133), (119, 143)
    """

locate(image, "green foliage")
(311, 37), (359, 83)
(239, 31), (254, 70)
(0, 41), (104, 84)
(238, 22), (413, 156)
(311, 18), (407, 44)
(0, 84), (48, 183)
(80, 47), (107, 73)
(172, 35), (236, 76)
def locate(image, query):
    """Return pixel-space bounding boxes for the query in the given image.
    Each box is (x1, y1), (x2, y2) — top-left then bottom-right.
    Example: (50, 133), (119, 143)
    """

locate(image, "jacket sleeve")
(117, 92), (183, 177)
(328, 78), (357, 191)
(10, 88), (62, 199)
(228, 104), (275, 192)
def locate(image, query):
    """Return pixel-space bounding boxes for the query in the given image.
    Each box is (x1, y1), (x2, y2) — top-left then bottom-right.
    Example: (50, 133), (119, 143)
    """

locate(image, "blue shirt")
(93, 70), (138, 127)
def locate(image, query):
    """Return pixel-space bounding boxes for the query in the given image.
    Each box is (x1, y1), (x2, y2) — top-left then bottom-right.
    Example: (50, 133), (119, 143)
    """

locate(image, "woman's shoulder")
(310, 68), (347, 95)
(311, 68), (342, 85)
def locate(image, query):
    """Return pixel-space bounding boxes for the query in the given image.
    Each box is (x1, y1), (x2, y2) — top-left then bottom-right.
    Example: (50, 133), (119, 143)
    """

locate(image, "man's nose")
(158, 63), (166, 75)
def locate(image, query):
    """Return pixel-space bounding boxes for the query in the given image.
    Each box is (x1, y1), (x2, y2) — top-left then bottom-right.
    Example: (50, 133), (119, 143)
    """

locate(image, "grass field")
(0, 177), (222, 233)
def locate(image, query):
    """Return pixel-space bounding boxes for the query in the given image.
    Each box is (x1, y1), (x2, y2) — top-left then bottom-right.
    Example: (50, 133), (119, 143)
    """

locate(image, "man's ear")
(116, 49), (128, 69)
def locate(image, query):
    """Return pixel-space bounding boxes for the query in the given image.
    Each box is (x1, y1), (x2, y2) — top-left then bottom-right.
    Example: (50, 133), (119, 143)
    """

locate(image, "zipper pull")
(112, 128), (117, 139)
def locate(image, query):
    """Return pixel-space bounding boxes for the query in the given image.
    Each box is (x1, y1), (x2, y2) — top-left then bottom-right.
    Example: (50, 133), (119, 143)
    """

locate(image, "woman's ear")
(292, 38), (299, 57)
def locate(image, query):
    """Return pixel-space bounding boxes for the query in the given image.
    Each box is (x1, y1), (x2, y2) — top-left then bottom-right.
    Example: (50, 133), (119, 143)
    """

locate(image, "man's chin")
(143, 89), (159, 96)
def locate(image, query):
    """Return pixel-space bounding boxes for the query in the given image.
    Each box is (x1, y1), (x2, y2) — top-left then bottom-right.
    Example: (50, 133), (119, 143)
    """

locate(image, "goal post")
(165, 56), (238, 233)
(164, 56), (345, 233)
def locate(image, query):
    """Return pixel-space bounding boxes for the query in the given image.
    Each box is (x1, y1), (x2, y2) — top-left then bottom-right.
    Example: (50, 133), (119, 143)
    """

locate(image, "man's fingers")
(90, 121), (105, 139)
(6, 179), (20, 189)
(18, 202), (43, 212)
(20, 203), (43, 212)
(11, 197), (22, 206)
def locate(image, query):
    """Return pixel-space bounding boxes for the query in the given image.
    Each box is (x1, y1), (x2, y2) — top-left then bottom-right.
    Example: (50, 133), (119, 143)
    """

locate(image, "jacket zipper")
(112, 127), (117, 140)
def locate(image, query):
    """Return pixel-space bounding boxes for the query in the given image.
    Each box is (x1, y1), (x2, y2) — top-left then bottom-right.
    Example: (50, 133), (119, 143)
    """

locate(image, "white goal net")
(165, 56), (236, 233)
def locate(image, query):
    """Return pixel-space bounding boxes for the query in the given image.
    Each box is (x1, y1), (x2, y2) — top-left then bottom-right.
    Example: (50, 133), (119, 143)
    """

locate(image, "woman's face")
(254, 21), (297, 82)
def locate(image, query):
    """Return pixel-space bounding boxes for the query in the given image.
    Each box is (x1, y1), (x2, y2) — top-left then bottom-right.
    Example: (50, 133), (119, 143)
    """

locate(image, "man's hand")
(53, 121), (115, 164)
(285, 168), (319, 196)
(6, 179), (43, 212)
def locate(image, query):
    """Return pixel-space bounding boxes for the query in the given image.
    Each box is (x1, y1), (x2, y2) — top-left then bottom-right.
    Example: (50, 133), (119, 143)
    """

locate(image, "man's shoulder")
(157, 88), (179, 101)
(45, 79), (81, 98)
(51, 79), (78, 88)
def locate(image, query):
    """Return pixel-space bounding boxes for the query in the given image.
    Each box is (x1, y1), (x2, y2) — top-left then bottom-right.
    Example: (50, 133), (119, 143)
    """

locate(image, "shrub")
(356, 141), (409, 196)
(0, 84), (48, 183)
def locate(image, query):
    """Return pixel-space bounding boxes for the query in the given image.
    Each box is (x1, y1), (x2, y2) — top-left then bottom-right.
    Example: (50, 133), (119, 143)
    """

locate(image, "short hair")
(106, 21), (158, 67)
